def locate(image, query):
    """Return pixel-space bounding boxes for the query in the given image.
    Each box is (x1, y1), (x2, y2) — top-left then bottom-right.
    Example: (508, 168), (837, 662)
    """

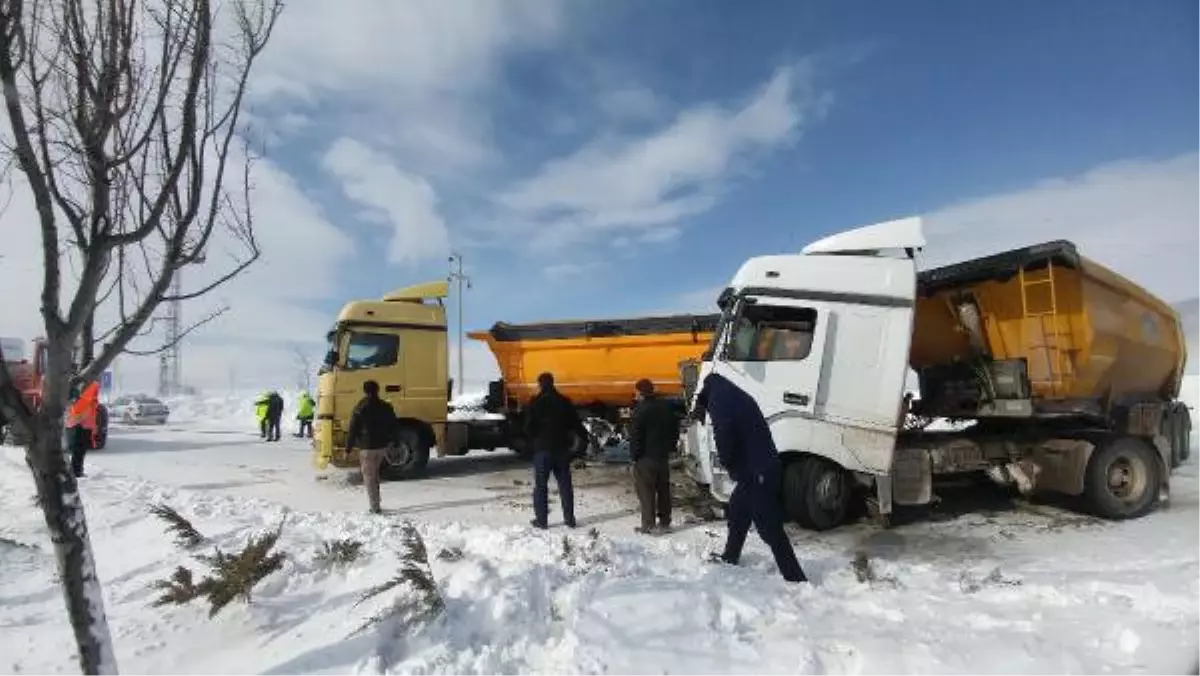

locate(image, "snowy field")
(1, 390), (1198, 674)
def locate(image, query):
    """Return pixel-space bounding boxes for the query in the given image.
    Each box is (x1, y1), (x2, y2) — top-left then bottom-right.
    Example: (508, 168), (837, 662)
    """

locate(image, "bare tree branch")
(0, 1), (285, 672)
(121, 305), (227, 356)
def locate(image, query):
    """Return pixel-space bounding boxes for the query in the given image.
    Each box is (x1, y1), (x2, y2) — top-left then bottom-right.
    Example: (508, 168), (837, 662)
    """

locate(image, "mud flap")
(1020, 439), (1093, 496)
(892, 446), (931, 506)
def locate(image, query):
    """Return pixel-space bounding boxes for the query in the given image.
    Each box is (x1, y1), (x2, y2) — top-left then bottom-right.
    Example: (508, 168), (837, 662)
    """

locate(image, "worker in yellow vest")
(254, 392), (270, 438)
(295, 392), (315, 438)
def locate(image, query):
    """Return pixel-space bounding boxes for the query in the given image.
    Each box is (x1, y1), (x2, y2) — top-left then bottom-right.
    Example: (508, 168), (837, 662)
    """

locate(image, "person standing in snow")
(65, 381), (100, 478)
(524, 372), (590, 530)
(295, 391), (315, 438)
(629, 378), (679, 534)
(344, 379), (397, 514)
(254, 392), (270, 438)
(693, 372), (807, 583)
(265, 390), (284, 442)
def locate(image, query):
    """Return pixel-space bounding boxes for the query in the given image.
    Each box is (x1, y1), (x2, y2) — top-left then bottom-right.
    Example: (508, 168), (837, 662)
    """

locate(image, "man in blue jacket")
(695, 372), (807, 583)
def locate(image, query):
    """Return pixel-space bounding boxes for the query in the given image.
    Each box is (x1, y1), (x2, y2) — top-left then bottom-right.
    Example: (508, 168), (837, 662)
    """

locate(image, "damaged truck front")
(682, 216), (1191, 530)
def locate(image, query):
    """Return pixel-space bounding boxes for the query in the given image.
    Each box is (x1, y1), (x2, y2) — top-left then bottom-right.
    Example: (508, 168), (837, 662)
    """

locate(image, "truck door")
(719, 298), (831, 453)
(334, 328), (404, 412)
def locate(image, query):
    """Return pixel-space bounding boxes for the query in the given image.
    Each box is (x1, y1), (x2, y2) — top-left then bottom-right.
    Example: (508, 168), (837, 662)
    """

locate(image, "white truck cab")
(683, 216), (925, 530)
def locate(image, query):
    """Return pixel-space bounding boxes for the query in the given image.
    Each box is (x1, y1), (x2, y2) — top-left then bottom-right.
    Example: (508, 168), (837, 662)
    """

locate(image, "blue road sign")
(100, 370), (113, 393)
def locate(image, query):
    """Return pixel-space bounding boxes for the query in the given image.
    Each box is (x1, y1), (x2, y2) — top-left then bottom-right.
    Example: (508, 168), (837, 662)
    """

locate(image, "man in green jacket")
(254, 392), (270, 438)
(295, 391), (316, 438)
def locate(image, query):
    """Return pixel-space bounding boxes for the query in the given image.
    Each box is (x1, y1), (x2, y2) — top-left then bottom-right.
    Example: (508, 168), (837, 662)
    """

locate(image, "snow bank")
(2, 446), (1197, 674)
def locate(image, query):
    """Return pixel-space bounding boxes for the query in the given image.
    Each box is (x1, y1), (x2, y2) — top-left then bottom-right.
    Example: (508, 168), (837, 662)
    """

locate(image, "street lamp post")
(448, 252), (471, 398)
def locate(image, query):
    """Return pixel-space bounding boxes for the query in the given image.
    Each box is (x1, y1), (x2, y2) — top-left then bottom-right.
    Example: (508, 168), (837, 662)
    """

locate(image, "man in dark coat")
(629, 378), (680, 534)
(695, 372), (807, 583)
(344, 379), (398, 514)
(265, 390), (284, 442)
(524, 372), (590, 529)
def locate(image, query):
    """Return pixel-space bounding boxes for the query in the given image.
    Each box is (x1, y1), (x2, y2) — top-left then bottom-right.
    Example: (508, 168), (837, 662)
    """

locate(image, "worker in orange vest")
(66, 381), (100, 478)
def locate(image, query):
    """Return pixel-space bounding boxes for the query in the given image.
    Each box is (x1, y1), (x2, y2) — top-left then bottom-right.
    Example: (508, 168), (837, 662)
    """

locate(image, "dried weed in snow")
(316, 538), (364, 569)
(352, 521), (444, 637)
(148, 503), (205, 549)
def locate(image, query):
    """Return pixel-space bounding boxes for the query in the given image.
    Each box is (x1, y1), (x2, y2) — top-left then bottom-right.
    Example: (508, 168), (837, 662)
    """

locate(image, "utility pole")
(447, 252), (471, 397)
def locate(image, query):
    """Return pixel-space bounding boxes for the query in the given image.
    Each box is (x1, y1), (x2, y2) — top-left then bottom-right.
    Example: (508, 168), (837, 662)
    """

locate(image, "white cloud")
(0, 152), (356, 394)
(599, 86), (667, 121)
(499, 64), (827, 252)
(250, 0), (567, 176)
(322, 138), (451, 266)
(669, 153), (1199, 322)
(920, 153), (1199, 303)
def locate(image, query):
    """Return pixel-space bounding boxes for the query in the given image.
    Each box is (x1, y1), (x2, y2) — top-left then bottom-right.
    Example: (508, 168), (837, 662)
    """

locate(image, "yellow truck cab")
(313, 280), (449, 478)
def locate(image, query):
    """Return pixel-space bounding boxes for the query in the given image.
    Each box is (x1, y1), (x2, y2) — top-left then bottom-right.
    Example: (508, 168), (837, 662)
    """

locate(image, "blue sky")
(3, 0), (1196, 391)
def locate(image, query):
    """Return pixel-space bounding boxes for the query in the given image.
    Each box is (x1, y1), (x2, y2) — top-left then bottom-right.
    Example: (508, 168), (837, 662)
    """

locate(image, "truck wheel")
(382, 427), (430, 480)
(783, 456), (849, 531)
(1179, 406), (1193, 463)
(1084, 437), (1160, 520)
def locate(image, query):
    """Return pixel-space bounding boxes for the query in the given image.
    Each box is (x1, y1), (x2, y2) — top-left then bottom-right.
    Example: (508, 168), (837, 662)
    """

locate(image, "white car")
(111, 395), (170, 425)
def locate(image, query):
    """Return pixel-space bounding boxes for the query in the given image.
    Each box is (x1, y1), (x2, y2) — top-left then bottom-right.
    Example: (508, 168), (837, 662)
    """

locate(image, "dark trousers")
(259, 418), (267, 438)
(721, 469), (807, 582)
(266, 416), (281, 441)
(69, 426), (89, 477)
(532, 450), (575, 526)
(297, 418), (313, 438)
(634, 457), (672, 529)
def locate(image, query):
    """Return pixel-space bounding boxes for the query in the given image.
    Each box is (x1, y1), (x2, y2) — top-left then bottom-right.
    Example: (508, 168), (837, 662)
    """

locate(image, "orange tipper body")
(469, 314), (720, 406)
(911, 240), (1187, 413)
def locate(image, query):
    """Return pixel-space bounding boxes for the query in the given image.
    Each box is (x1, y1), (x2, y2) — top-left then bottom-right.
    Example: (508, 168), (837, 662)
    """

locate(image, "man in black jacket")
(524, 372), (589, 529)
(344, 380), (397, 514)
(629, 378), (680, 534)
(695, 372), (807, 583)
(265, 390), (284, 442)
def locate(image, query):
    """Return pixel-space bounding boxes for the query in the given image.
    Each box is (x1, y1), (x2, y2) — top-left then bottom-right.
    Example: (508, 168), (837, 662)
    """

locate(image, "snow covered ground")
(2, 395), (1198, 674)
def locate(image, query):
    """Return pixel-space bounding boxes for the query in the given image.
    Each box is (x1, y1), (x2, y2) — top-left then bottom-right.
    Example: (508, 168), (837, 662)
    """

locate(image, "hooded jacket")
(695, 372), (780, 482)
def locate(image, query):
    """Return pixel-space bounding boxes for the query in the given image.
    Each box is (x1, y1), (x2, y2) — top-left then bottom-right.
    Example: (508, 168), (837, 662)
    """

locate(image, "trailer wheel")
(783, 456), (850, 531)
(382, 426), (430, 480)
(1179, 406), (1193, 463)
(1084, 437), (1160, 520)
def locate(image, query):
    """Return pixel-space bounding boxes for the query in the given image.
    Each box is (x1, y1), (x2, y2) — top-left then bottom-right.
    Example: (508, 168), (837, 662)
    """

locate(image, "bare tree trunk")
(81, 313), (95, 367)
(0, 1), (283, 670)
(18, 337), (117, 674)
(27, 414), (117, 674)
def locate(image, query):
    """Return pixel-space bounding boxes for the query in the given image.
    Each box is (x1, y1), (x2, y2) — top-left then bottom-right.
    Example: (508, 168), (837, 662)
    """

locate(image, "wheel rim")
(814, 469), (844, 511)
(385, 441), (412, 467)
(1105, 455), (1148, 503)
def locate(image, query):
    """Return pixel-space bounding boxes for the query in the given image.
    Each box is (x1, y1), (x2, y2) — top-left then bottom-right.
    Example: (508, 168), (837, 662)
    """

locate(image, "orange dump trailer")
(448, 314), (718, 456)
(468, 314), (719, 410)
(910, 240), (1187, 423)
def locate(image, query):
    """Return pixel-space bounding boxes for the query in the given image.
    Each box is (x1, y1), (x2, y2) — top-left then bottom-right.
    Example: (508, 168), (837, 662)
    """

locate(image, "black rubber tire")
(381, 426), (430, 480)
(1083, 437), (1161, 520)
(782, 459), (816, 529)
(782, 455), (850, 532)
(1180, 406), (1193, 462)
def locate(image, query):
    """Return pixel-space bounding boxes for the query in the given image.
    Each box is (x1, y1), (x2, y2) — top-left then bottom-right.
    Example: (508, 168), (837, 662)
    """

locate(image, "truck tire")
(1083, 437), (1160, 520)
(382, 426), (430, 480)
(1180, 406), (1193, 463)
(782, 456), (850, 532)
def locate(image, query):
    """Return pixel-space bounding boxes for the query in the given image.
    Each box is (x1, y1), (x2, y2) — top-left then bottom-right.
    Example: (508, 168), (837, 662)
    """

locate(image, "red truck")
(0, 337), (108, 449)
